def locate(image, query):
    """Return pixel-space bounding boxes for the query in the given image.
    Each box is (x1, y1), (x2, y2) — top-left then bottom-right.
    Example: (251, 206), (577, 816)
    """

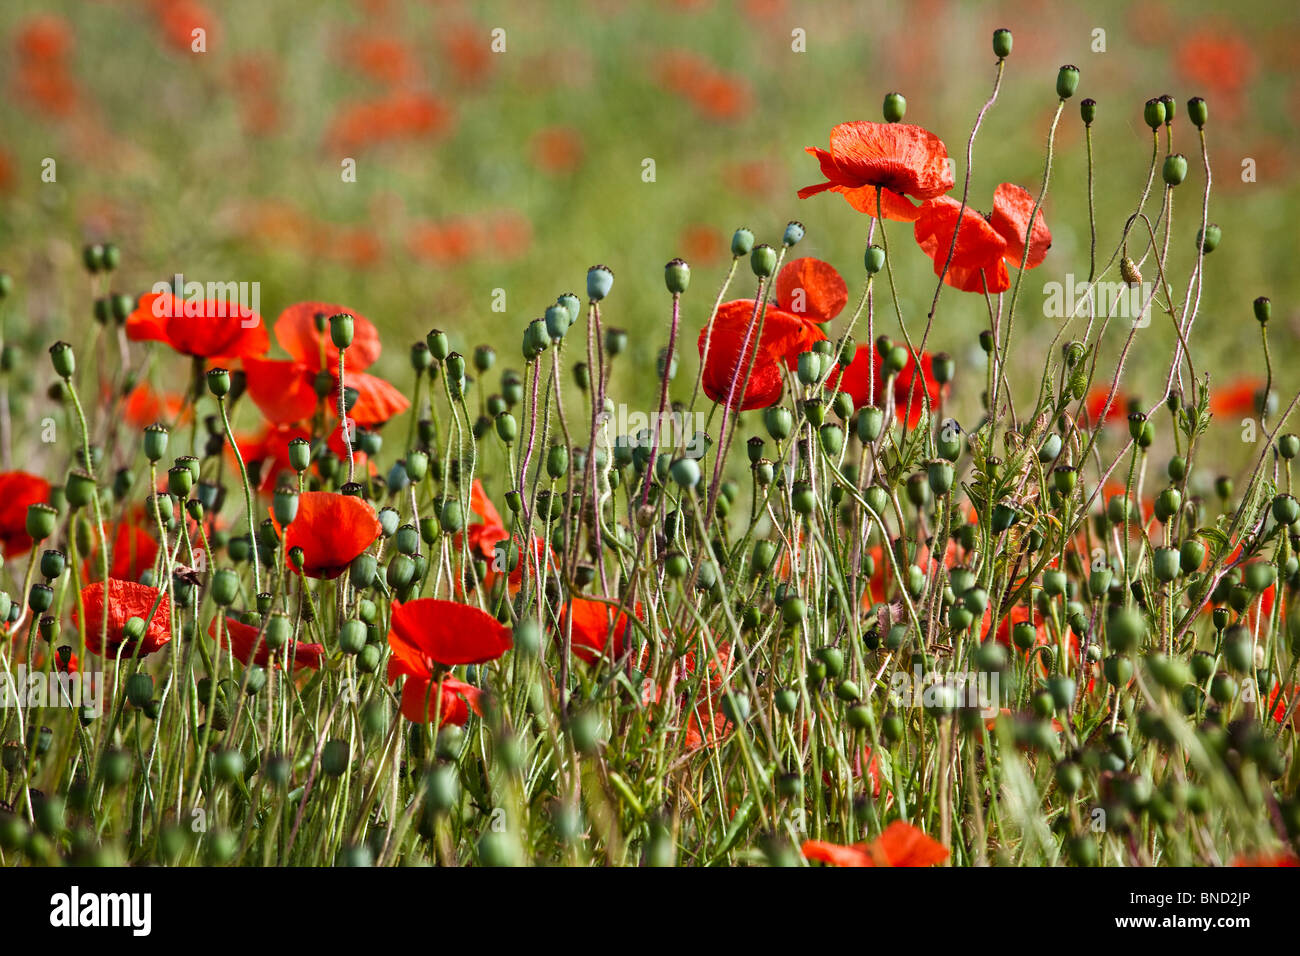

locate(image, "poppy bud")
(1154, 486), (1181, 522)
(1162, 153), (1187, 186)
(1187, 96), (1208, 129)
(586, 264), (614, 301)
(1273, 493), (1300, 525)
(49, 341), (75, 380)
(604, 327), (628, 356)
(764, 405), (793, 440)
(782, 221), (805, 247)
(831, 390), (853, 420)
(750, 243), (777, 278)
(26, 503), (57, 542)
(287, 437), (311, 473)
(211, 568), (239, 607)
(927, 458), (955, 495)
(1159, 93), (1175, 124)
(1253, 296), (1271, 324)
(819, 423), (844, 457)
(1215, 475), (1233, 499)
(857, 405), (884, 442)
(439, 499), (464, 534)
(730, 227), (754, 257)
(993, 28), (1013, 58)
(546, 443), (569, 479)
(1056, 65), (1080, 99)
(410, 341), (433, 373)
(1143, 97), (1166, 130)
(884, 345), (909, 375)
(882, 91), (906, 123)
(28, 583), (54, 613)
(572, 361), (589, 391)
(272, 485), (298, 525)
(1279, 433), (1300, 459)
(1197, 223), (1221, 253)
(206, 367), (231, 398)
(796, 350), (822, 386)
(426, 329), (450, 360)
(329, 313), (354, 350)
(494, 412), (517, 444)
(863, 244), (886, 275)
(669, 457), (700, 489)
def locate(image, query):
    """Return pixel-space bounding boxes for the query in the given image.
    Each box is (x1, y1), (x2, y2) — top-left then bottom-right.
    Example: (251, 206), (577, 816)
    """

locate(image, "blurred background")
(2, 0), (1298, 475)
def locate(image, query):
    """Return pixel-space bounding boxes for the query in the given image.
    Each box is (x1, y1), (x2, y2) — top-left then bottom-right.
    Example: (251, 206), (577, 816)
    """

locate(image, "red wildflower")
(209, 615), (323, 670)
(1211, 378), (1264, 418)
(698, 300), (821, 411)
(1232, 851), (1298, 867)
(563, 597), (639, 666)
(0, 471), (51, 557)
(799, 121), (954, 221)
(126, 292), (269, 360)
(325, 90), (452, 151)
(120, 382), (186, 429)
(914, 184), (1050, 294)
(831, 346), (942, 427)
(802, 821), (948, 867)
(75, 580), (171, 658)
(281, 492), (382, 578)
(774, 257), (848, 326)
(1083, 386), (1130, 425)
(83, 522), (159, 583)
(530, 126), (584, 174)
(387, 599), (512, 724)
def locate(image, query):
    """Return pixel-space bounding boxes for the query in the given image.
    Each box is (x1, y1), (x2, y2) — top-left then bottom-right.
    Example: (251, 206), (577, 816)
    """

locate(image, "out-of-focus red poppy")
(562, 597), (639, 665)
(14, 15), (78, 116)
(774, 257), (848, 326)
(831, 346), (943, 427)
(1232, 851), (1298, 867)
(387, 599), (512, 724)
(17, 14), (73, 60)
(149, 0), (215, 54)
(126, 292), (269, 360)
(799, 122), (954, 221)
(698, 300), (822, 411)
(1083, 386), (1131, 425)
(1211, 378), (1264, 418)
(1177, 28), (1254, 100)
(441, 22), (494, 85)
(120, 382), (186, 429)
(82, 522), (159, 583)
(0, 471), (51, 557)
(530, 126), (584, 174)
(281, 491), (382, 578)
(326, 90), (452, 151)
(802, 821), (948, 867)
(343, 29), (417, 85)
(913, 184), (1050, 294)
(75, 579), (172, 658)
(679, 223), (726, 266)
(1268, 683), (1297, 729)
(209, 615), (323, 670)
(653, 49), (752, 121)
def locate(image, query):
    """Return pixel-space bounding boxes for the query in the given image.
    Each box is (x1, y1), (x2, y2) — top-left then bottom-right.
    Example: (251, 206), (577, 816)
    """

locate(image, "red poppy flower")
(281, 491), (381, 578)
(1083, 386), (1131, 425)
(0, 471), (51, 557)
(562, 597), (639, 665)
(83, 521), (159, 583)
(75, 579), (171, 658)
(208, 615), (323, 670)
(831, 346), (942, 427)
(120, 382), (186, 429)
(126, 291), (268, 360)
(698, 300), (821, 411)
(243, 302), (407, 427)
(1232, 851), (1298, 867)
(386, 599), (512, 725)
(799, 121), (954, 221)
(1211, 378), (1264, 418)
(802, 821), (948, 867)
(914, 184), (1050, 294)
(774, 257), (848, 325)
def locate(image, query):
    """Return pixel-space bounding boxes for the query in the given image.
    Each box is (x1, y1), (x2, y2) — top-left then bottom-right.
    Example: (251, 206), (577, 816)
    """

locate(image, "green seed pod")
(386, 553), (416, 590)
(1056, 64), (1080, 99)
(882, 91), (906, 122)
(272, 485), (298, 526)
(211, 568), (239, 606)
(764, 405), (793, 441)
(546, 443), (569, 479)
(750, 244), (777, 278)
(329, 313), (354, 350)
(1162, 153), (1188, 186)
(1107, 607), (1146, 653)
(1080, 97), (1097, 126)
(1197, 223), (1221, 253)
(670, 457), (700, 489)
(320, 740), (350, 777)
(1143, 97), (1166, 129)
(1179, 538), (1206, 573)
(730, 227), (754, 258)
(48, 341), (76, 379)
(1186, 96), (1207, 128)
(782, 220), (805, 247)
(143, 423), (169, 463)
(1243, 561), (1277, 594)
(664, 257), (691, 294)
(439, 499), (464, 534)
(586, 264), (614, 301)
(338, 620), (367, 655)
(1152, 546), (1180, 582)
(992, 27), (1013, 58)
(856, 405), (885, 442)
(926, 458), (955, 495)
(1153, 486), (1181, 522)
(863, 244), (886, 275)
(1272, 494), (1300, 526)
(819, 423), (844, 458)
(26, 504), (57, 542)
(395, 523), (420, 556)
(206, 367), (231, 398)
